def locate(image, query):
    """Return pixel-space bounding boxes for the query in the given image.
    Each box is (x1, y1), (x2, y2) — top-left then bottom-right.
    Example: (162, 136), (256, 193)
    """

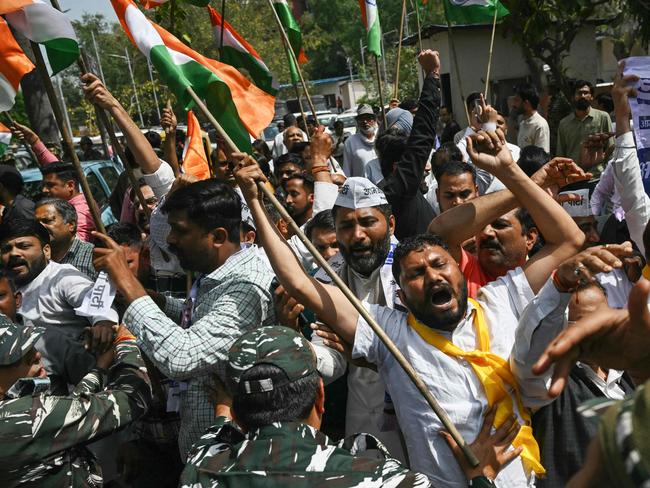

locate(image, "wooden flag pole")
(76, 51), (151, 221)
(484, 5), (499, 101)
(293, 84), (311, 141)
(29, 42), (106, 234)
(444, 4), (471, 126)
(375, 55), (388, 128)
(409, 0), (423, 53)
(393, 0), (407, 100)
(265, 0), (319, 121)
(186, 83), (478, 468)
(219, 0), (226, 59)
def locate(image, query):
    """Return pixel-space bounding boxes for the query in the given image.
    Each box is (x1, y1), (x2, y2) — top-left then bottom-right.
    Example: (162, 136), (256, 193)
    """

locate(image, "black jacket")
(379, 74), (440, 241)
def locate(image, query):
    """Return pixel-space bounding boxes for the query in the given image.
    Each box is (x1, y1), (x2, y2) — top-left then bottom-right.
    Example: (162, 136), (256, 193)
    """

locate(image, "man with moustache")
(232, 133), (583, 486)
(557, 79), (613, 179)
(429, 139), (588, 298)
(343, 104), (379, 178)
(92, 179), (276, 460)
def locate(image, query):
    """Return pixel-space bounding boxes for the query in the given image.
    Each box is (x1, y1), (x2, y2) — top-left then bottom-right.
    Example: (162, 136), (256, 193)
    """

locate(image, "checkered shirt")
(123, 245), (276, 459)
(60, 238), (98, 281)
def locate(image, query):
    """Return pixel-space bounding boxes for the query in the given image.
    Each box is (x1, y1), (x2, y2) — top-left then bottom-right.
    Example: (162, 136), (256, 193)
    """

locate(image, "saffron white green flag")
(111, 0), (275, 153)
(0, 123), (11, 157)
(0, 16), (35, 112)
(208, 6), (278, 96)
(271, 0), (307, 85)
(443, 0), (509, 25)
(140, 0), (209, 9)
(359, 0), (382, 58)
(2, 0), (79, 75)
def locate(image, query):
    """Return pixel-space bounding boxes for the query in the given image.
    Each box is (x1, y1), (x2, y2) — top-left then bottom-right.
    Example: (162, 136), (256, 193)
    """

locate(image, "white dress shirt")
(353, 267), (535, 487)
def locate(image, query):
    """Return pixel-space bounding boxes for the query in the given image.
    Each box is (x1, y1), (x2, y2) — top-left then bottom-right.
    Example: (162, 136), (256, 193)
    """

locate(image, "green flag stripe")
(150, 45), (252, 153)
(41, 38), (80, 75)
(444, 0), (508, 24)
(221, 46), (277, 96)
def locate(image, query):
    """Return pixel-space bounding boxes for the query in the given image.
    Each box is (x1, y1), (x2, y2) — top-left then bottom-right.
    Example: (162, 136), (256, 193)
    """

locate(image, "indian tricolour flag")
(140, 0), (209, 8)
(111, 0), (275, 153)
(443, 0), (509, 25)
(2, 0), (79, 75)
(359, 0), (382, 58)
(208, 6), (278, 97)
(0, 123), (11, 157)
(182, 110), (210, 180)
(0, 17), (35, 112)
(272, 0), (307, 85)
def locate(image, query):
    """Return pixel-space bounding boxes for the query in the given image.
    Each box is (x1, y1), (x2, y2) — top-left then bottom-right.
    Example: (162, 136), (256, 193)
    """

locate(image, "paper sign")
(75, 271), (117, 318)
(623, 57), (650, 195)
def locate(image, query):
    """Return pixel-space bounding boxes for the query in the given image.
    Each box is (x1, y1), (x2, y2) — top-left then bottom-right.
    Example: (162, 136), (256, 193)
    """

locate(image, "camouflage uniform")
(0, 317), (152, 487)
(180, 326), (432, 487)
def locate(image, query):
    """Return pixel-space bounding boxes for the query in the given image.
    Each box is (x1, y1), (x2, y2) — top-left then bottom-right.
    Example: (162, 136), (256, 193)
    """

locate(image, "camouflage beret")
(227, 326), (316, 395)
(0, 315), (42, 366)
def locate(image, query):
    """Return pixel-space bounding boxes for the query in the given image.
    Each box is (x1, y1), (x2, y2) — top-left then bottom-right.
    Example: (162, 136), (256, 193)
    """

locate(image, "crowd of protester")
(0, 49), (648, 488)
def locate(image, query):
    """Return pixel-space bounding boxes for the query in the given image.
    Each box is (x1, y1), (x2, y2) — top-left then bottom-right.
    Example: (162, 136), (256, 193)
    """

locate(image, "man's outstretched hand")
(232, 152), (267, 203)
(533, 278), (650, 396)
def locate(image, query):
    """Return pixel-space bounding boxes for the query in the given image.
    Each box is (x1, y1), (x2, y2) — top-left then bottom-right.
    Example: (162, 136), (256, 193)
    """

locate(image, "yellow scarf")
(407, 298), (545, 476)
(642, 265), (650, 281)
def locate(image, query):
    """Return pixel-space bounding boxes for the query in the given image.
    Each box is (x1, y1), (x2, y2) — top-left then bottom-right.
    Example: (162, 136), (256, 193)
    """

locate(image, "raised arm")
(429, 150), (589, 266)
(609, 67), (650, 255)
(161, 104), (181, 177)
(382, 50), (440, 200)
(466, 131), (585, 293)
(233, 153), (359, 344)
(81, 73), (161, 175)
(10, 122), (59, 166)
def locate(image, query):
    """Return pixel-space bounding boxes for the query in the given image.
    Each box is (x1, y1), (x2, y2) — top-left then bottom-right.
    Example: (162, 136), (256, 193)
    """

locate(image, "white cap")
(560, 188), (592, 218)
(334, 177), (388, 209)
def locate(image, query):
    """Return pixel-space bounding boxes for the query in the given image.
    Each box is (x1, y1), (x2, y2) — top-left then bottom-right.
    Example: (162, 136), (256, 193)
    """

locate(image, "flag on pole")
(111, 0), (275, 153)
(140, 0), (209, 8)
(271, 0), (307, 84)
(0, 122), (12, 157)
(207, 6), (278, 96)
(182, 110), (211, 180)
(2, 0), (79, 75)
(359, 0), (382, 58)
(0, 17), (35, 112)
(442, 0), (508, 25)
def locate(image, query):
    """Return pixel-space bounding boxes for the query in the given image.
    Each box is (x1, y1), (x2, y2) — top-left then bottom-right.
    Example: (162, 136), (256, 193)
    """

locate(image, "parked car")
(327, 113), (358, 136)
(20, 159), (123, 227)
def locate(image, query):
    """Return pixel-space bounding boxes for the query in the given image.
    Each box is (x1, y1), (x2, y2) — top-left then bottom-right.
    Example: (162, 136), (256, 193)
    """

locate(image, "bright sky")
(58, 0), (119, 23)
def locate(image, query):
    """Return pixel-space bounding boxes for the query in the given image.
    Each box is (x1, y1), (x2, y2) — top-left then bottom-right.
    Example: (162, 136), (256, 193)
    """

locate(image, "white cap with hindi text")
(334, 177), (388, 209)
(560, 188), (592, 218)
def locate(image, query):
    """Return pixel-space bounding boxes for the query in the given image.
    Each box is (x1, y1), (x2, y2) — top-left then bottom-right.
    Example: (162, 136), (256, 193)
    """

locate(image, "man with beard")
(35, 198), (97, 280)
(310, 177), (406, 461)
(0, 218), (117, 341)
(557, 79), (613, 179)
(282, 174), (314, 228)
(232, 137), (583, 485)
(343, 104), (378, 178)
(92, 179), (277, 460)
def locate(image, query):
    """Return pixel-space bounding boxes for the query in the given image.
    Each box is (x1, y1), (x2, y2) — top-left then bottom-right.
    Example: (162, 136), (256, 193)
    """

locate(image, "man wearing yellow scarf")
(234, 120), (584, 486)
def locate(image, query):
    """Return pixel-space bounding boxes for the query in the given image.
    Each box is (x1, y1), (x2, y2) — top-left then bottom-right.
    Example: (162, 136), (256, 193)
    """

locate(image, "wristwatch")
(468, 476), (496, 488)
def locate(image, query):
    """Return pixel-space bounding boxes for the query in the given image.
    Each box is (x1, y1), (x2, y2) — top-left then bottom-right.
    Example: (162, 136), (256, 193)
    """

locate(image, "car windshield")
(263, 125), (280, 141)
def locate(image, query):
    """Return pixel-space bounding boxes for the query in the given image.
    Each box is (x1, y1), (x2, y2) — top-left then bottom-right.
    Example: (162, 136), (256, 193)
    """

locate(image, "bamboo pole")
(294, 84), (311, 141)
(409, 0), (423, 53)
(375, 55), (388, 128)
(185, 84), (479, 467)
(29, 42), (106, 234)
(393, 0), (407, 100)
(265, 0), (318, 121)
(484, 5), (499, 101)
(219, 0), (226, 58)
(77, 51), (151, 222)
(443, 3), (471, 127)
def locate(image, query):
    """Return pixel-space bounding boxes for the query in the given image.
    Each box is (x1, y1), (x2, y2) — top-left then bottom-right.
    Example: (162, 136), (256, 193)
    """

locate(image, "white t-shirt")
(517, 112), (550, 153)
(19, 261), (119, 337)
(353, 267), (534, 487)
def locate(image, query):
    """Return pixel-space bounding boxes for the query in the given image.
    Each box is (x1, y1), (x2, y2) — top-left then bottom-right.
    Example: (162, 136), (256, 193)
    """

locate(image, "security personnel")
(180, 325), (432, 487)
(0, 317), (151, 486)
